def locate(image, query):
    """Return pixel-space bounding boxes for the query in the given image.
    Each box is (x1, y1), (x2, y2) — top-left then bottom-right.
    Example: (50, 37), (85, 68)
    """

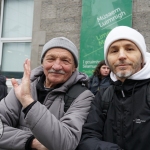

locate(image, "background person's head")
(93, 60), (110, 79)
(104, 26), (147, 82)
(41, 37), (78, 87)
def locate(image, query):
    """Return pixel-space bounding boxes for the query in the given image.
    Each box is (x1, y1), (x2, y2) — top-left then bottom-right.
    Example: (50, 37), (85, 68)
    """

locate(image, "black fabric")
(88, 75), (111, 95)
(25, 135), (35, 150)
(23, 101), (37, 117)
(76, 90), (120, 150)
(36, 74), (53, 104)
(77, 78), (150, 150)
(0, 75), (7, 100)
(101, 85), (114, 116)
(64, 83), (88, 112)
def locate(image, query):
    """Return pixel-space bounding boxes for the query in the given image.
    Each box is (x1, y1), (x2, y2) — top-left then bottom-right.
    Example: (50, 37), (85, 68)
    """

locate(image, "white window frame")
(0, 0), (32, 90)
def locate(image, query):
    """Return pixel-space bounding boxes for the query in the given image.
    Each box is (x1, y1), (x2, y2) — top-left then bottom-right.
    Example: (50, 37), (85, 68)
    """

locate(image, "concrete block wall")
(31, 0), (150, 69)
(132, 0), (150, 52)
(31, 0), (82, 69)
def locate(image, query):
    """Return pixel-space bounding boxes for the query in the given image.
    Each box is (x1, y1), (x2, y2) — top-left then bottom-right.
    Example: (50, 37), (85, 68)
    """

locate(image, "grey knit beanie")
(41, 37), (78, 67)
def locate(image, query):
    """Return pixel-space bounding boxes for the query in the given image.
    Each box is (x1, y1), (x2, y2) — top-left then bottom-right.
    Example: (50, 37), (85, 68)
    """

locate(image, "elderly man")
(77, 26), (150, 150)
(0, 37), (94, 150)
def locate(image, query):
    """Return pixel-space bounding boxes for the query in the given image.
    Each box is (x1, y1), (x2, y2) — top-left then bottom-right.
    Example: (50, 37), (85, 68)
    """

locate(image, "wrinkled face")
(100, 65), (110, 77)
(42, 48), (76, 88)
(107, 40), (143, 82)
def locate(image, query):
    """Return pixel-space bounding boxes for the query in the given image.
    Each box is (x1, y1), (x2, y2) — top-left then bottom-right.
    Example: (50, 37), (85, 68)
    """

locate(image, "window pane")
(1, 42), (31, 78)
(2, 0), (34, 38)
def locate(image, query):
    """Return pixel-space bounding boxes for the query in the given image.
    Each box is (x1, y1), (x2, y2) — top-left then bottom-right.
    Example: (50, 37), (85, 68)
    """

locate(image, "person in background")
(76, 26), (150, 150)
(88, 60), (111, 95)
(0, 73), (7, 100)
(0, 37), (94, 150)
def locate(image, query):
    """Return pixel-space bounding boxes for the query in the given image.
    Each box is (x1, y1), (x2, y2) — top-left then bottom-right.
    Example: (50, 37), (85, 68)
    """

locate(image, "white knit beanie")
(41, 37), (78, 67)
(104, 26), (147, 66)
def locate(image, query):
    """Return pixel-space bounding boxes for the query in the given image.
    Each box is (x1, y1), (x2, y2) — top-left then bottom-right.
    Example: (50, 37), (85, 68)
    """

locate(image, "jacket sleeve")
(0, 89), (33, 150)
(24, 90), (94, 150)
(76, 91), (120, 150)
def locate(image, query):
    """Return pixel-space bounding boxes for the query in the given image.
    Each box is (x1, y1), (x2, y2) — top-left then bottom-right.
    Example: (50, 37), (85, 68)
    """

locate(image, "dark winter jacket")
(88, 75), (111, 95)
(0, 75), (7, 100)
(77, 78), (150, 150)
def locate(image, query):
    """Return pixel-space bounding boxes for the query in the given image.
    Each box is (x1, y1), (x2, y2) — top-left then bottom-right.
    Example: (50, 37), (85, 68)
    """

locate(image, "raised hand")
(11, 59), (34, 108)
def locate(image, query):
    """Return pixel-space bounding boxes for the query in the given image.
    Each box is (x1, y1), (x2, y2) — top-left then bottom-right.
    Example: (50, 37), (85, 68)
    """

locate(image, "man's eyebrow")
(109, 45), (118, 49)
(110, 43), (135, 48)
(61, 56), (72, 61)
(124, 43), (136, 47)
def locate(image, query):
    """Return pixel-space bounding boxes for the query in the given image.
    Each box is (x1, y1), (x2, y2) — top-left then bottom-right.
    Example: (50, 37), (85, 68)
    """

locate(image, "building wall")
(132, 0), (150, 51)
(31, 0), (150, 69)
(31, 0), (82, 69)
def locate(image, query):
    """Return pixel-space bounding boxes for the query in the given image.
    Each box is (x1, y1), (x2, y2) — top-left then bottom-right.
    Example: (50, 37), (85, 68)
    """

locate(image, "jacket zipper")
(120, 89), (125, 149)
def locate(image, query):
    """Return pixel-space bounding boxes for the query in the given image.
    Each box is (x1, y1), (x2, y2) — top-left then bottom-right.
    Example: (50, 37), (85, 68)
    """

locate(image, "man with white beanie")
(77, 26), (150, 150)
(0, 37), (94, 150)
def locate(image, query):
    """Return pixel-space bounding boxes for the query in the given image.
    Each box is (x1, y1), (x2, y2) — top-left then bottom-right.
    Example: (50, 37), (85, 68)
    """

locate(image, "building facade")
(0, 0), (150, 90)
(31, 0), (150, 69)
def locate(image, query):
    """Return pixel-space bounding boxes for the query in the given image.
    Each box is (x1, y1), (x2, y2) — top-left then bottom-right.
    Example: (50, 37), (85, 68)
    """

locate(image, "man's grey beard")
(116, 70), (133, 78)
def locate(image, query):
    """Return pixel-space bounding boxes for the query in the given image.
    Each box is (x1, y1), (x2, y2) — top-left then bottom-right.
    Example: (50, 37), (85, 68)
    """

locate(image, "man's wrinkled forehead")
(108, 39), (140, 50)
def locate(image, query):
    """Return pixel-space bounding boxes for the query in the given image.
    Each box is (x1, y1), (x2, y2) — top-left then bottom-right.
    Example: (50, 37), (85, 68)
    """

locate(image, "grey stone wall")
(31, 0), (82, 69)
(31, 0), (150, 69)
(132, 0), (150, 52)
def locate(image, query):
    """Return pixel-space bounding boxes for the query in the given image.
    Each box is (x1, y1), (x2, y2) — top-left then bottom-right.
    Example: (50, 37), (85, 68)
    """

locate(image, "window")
(0, 0), (34, 79)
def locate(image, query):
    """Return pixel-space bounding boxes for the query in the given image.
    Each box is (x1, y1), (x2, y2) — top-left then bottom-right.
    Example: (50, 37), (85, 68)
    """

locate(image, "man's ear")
(72, 68), (76, 73)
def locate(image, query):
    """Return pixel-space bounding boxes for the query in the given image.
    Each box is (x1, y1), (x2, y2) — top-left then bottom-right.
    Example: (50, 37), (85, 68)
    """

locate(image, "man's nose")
(52, 60), (62, 70)
(118, 49), (127, 59)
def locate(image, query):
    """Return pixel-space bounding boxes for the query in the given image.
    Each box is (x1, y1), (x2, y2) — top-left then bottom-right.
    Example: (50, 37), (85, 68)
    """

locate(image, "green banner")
(79, 0), (133, 76)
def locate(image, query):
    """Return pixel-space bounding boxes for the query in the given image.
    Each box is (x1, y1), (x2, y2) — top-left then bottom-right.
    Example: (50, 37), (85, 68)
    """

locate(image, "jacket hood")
(74, 71), (89, 84)
(30, 65), (43, 82)
(110, 52), (150, 82)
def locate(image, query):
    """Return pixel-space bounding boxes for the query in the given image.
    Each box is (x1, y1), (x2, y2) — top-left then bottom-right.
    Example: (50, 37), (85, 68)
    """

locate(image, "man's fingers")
(23, 59), (31, 80)
(11, 78), (18, 88)
(26, 59), (31, 73)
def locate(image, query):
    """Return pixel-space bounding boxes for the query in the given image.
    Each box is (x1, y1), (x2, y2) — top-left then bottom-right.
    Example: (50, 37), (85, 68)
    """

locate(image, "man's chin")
(116, 71), (132, 78)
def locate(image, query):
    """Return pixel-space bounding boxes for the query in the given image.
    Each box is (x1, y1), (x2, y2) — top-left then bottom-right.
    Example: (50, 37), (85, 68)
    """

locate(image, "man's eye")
(111, 49), (118, 53)
(127, 48), (134, 51)
(62, 59), (71, 64)
(63, 59), (69, 63)
(47, 58), (54, 61)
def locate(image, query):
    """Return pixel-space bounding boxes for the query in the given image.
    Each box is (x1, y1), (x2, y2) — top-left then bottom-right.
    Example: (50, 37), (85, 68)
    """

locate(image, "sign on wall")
(79, 0), (133, 76)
